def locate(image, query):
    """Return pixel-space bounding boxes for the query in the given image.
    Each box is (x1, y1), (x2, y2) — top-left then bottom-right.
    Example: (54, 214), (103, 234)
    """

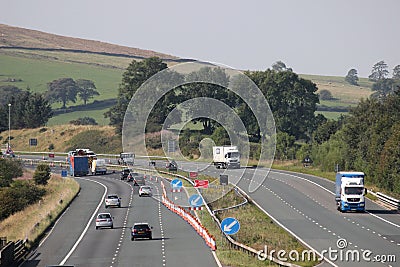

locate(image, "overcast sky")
(1, 0), (399, 77)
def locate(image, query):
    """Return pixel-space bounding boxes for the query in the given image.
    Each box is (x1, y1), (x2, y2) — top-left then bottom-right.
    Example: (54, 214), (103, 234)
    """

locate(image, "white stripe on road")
(59, 177), (108, 265)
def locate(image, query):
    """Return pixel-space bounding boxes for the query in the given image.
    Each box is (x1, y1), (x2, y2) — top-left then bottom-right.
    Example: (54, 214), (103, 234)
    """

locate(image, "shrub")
(69, 117), (98, 125)
(34, 164), (51, 185)
(319, 89), (334, 100)
(0, 159), (23, 187)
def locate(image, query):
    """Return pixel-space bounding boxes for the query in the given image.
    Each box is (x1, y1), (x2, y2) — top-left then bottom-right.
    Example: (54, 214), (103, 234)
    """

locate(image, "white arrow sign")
(223, 220), (238, 232)
(190, 195), (202, 206)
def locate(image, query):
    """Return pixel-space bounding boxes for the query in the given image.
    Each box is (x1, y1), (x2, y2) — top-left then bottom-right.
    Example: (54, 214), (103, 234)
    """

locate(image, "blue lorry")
(335, 171), (367, 212)
(68, 155), (89, 176)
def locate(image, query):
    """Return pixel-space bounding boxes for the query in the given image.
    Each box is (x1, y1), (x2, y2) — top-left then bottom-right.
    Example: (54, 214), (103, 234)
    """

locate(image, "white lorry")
(212, 146), (240, 169)
(335, 171), (367, 212)
(92, 158), (107, 175)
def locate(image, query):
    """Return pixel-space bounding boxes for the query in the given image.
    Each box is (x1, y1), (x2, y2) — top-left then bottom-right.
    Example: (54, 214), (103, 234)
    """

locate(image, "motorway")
(172, 160), (400, 267)
(20, 156), (400, 266)
(22, 170), (218, 267)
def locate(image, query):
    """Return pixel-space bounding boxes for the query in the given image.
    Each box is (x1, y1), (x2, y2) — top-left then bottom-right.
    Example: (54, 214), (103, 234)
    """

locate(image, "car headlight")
(359, 203), (364, 206)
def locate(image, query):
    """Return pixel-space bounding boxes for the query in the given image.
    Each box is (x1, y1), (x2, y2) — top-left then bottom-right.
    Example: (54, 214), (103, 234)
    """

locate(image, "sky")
(1, 0), (399, 78)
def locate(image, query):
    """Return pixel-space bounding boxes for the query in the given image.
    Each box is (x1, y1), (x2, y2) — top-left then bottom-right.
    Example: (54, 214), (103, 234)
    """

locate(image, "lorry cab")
(336, 172), (367, 212)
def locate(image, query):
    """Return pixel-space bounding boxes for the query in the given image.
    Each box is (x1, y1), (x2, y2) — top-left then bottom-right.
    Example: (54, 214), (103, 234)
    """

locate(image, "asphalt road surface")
(22, 172), (218, 267)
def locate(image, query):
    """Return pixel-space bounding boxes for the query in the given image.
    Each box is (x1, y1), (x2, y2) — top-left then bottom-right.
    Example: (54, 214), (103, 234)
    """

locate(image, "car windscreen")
(99, 214), (111, 219)
(107, 195), (118, 199)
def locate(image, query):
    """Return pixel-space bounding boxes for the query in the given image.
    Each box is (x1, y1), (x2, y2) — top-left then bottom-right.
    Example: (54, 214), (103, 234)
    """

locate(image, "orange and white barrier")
(160, 180), (216, 251)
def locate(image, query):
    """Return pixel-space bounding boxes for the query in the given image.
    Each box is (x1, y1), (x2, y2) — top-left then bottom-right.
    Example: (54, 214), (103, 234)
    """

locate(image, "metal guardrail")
(373, 192), (400, 210)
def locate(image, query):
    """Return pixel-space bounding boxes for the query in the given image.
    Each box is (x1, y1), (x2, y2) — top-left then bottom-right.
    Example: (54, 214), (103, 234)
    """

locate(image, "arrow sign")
(189, 194), (203, 207)
(171, 179), (182, 189)
(221, 217), (240, 235)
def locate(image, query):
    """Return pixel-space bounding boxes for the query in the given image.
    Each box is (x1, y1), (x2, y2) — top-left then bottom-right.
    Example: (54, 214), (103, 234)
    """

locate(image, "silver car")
(105, 194), (121, 208)
(139, 185), (152, 197)
(95, 213), (113, 229)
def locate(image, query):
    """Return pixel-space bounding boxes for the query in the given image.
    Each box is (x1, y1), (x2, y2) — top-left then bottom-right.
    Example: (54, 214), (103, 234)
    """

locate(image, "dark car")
(166, 160), (177, 172)
(131, 223), (153, 240)
(120, 168), (131, 180)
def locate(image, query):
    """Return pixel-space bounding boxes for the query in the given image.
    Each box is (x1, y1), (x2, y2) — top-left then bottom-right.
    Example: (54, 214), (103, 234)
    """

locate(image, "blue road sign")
(171, 179), (182, 189)
(61, 170), (68, 177)
(221, 217), (240, 235)
(189, 194), (203, 207)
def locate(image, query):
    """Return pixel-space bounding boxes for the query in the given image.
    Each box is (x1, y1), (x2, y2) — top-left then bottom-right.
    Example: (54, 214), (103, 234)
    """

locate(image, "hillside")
(0, 24), (178, 60)
(0, 23), (374, 124)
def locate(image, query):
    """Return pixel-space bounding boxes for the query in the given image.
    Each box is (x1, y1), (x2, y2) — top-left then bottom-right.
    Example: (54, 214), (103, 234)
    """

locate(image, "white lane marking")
(271, 170), (400, 229)
(59, 177), (107, 265)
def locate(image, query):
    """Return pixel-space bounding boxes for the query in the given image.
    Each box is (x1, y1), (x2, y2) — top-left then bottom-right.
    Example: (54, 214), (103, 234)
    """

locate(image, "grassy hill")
(0, 23), (374, 125)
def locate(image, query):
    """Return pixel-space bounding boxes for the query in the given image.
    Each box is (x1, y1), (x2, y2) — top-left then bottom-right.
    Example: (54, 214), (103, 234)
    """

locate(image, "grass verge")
(0, 174), (80, 247)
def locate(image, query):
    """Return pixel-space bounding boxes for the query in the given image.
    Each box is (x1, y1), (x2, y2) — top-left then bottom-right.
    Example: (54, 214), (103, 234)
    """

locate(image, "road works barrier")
(160, 180), (216, 250)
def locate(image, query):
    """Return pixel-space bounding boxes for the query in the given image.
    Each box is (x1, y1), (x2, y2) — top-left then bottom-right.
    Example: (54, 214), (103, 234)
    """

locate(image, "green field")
(0, 53), (123, 100)
(1, 50), (374, 126)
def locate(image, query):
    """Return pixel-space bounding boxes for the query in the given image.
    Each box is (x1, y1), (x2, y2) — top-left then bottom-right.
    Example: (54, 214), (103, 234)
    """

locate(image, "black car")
(131, 223), (153, 240)
(120, 168), (131, 180)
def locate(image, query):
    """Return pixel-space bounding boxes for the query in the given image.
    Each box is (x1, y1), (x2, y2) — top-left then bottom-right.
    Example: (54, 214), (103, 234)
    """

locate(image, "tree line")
(0, 78), (100, 133)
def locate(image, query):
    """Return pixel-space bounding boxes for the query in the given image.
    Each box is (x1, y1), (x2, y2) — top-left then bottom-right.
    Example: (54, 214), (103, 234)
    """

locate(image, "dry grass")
(0, 174), (80, 244)
(1, 125), (117, 152)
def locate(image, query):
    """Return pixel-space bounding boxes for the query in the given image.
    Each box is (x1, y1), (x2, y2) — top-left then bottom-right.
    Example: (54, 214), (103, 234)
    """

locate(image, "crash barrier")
(160, 181), (216, 250)
(371, 191), (400, 210)
(0, 239), (27, 267)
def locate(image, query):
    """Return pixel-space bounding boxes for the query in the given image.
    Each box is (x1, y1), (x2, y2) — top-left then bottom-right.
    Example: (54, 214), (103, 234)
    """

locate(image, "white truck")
(212, 146), (240, 169)
(92, 158), (107, 175)
(335, 171), (367, 212)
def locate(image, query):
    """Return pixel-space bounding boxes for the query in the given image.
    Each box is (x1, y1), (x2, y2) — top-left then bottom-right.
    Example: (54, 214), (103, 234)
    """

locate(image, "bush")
(69, 117), (98, 125)
(34, 164), (51, 185)
(0, 180), (46, 220)
(66, 130), (122, 154)
(319, 90), (334, 100)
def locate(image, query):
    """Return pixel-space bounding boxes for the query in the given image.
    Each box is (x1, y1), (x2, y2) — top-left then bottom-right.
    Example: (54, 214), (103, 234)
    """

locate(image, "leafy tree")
(3, 90), (53, 130)
(371, 78), (399, 98)
(34, 164), (51, 185)
(46, 78), (79, 108)
(69, 117), (98, 125)
(319, 89), (334, 100)
(345, 69), (359, 85)
(275, 132), (296, 160)
(393, 65), (400, 80)
(312, 120), (340, 144)
(76, 79), (99, 105)
(0, 159), (23, 187)
(246, 69), (319, 140)
(211, 126), (230, 145)
(181, 67), (232, 134)
(368, 61), (389, 81)
(105, 57), (169, 134)
(272, 61), (292, 72)
(0, 85), (22, 106)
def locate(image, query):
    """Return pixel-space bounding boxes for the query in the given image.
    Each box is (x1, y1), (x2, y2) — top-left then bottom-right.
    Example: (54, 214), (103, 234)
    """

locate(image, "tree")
(181, 67), (232, 134)
(76, 79), (99, 105)
(46, 78), (79, 108)
(393, 65), (400, 80)
(345, 69), (359, 85)
(319, 89), (334, 100)
(371, 78), (398, 98)
(0, 159), (23, 187)
(0, 85), (22, 106)
(368, 61), (389, 81)
(246, 69), (319, 140)
(105, 57), (169, 134)
(0, 90), (52, 130)
(33, 164), (51, 185)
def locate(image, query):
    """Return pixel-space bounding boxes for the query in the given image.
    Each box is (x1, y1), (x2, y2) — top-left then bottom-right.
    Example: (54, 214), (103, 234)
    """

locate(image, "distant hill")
(0, 23), (179, 60)
(0, 23), (373, 122)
